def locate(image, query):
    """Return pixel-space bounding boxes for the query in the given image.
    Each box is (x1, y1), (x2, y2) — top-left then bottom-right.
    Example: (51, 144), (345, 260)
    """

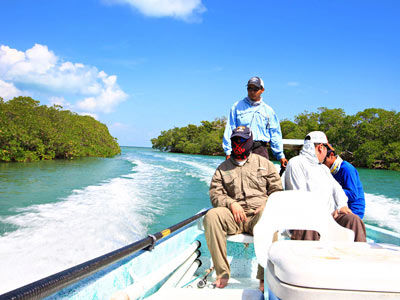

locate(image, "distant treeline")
(0, 97), (120, 162)
(151, 107), (400, 171)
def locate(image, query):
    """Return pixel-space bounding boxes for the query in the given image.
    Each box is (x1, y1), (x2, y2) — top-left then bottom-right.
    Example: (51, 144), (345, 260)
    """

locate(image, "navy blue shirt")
(333, 161), (365, 219)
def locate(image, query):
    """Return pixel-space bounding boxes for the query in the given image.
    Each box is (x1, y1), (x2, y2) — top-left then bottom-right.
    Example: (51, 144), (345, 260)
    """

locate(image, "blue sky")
(1, 0), (399, 146)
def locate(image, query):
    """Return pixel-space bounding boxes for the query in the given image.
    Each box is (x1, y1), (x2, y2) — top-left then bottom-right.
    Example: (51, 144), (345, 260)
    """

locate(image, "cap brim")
(326, 143), (335, 151)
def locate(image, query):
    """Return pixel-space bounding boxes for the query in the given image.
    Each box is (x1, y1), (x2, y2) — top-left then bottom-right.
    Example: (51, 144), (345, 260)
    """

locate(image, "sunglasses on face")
(247, 86), (261, 92)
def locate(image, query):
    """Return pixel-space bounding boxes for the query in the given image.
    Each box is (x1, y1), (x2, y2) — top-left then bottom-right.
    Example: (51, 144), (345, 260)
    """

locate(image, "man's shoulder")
(341, 160), (355, 170)
(254, 153), (274, 165)
(249, 153), (277, 170)
(287, 155), (303, 166)
(259, 101), (275, 113)
(232, 98), (248, 109)
(260, 101), (274, 110)
(340, 160), (358, 174)
(217, 159), (235, 172)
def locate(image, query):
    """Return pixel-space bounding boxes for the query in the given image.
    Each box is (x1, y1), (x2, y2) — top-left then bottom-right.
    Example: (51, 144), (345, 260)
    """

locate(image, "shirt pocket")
(254, 110), (269, 132)
(223, 173), (240, 198)
(236, 109), (254, 125)
(248, 168), (268, 193)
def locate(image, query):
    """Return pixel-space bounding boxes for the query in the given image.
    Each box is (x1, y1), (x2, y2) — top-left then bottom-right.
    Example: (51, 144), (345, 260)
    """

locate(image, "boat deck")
(148, 276), (263, 300)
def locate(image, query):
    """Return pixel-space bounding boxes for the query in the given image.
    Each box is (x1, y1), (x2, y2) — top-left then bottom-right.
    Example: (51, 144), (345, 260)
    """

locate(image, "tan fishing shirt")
(209, 153), (283, 215)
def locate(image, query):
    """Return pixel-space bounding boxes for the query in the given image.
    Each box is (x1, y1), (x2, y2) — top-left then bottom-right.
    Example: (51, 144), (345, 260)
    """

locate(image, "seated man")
(204, 126), (282, 289)
(323, 149), (365, 219)
(284, 131), (366, 241)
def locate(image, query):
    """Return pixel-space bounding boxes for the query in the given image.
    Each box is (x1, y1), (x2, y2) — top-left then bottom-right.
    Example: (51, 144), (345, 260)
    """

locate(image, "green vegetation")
(151, 118), (226, 155)
(0, 97), (120, 162)
(152, 107), (400, 171)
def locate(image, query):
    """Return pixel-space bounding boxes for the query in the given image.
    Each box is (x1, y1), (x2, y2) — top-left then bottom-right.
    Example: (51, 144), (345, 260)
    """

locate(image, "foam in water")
(364, 193), (400, 233)
(0, 158), (169, 294)
(165, 156), (220, 183)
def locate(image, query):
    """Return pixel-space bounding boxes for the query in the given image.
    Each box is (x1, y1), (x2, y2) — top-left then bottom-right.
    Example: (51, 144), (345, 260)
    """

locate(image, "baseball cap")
(231, 126), (252, 139)
(305, 131), (335, 151)
(247, 76), (264, 89)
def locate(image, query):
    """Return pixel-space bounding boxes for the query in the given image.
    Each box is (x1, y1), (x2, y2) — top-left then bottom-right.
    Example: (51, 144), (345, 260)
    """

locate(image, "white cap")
(305, 131), (328, 144)
(305, 131), (335, 151)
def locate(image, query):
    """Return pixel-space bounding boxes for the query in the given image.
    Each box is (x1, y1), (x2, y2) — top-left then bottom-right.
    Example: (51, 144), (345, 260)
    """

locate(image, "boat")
(2, 140), (399, 299)
(1, 190), (399, 300)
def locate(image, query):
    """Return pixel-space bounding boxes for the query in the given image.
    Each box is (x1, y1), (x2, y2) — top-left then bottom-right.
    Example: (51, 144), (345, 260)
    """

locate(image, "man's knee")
(336, 212), (362, 226)
(204, 207), (228, 229)
(335, 212), (366, 242)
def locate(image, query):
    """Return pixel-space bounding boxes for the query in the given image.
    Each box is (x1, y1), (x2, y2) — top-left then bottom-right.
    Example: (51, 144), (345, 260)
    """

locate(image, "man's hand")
(339, 206), (353, 214)
(230, 202), (247, 224)
(226, 155), (231, 160)
(333, 206), (353, 218)
(280, 158), (288, 168)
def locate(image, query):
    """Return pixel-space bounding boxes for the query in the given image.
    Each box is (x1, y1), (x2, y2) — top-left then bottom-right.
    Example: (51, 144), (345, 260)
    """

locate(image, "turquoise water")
(0, 147), (399, 293)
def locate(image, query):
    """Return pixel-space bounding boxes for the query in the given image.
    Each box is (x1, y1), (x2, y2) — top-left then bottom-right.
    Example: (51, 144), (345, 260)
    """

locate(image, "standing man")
(284, 131), (366, 241)
(204, 126), (282, 289)
(223, 76), (288, 168)
(323, 150), (366, 219)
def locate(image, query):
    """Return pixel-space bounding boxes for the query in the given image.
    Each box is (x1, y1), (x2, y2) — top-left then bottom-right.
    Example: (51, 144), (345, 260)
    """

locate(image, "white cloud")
(0, 79), (27, 100)
(105, 0), (206, 21)
(287, 81), (300, 87)
(79, 112), (99, 120)
(0, 44), (128, 113)
(48, 96), (73, 110)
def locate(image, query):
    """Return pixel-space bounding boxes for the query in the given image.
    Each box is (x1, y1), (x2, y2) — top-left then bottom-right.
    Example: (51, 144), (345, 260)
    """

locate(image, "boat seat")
(252, 191), (400, 300)
(227, 233), (254, 244)
(254, 190), (355, 269)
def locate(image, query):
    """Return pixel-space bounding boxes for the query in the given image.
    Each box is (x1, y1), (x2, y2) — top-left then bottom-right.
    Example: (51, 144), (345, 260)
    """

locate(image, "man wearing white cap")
(223, 76), (288, 169)
(284, 131), (366, 241)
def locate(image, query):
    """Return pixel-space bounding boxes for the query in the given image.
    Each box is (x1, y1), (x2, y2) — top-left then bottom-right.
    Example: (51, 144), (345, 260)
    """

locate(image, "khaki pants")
(203, 207), (264, 280)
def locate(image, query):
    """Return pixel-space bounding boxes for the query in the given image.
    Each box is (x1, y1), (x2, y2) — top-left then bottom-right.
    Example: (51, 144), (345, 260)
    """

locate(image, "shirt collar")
(245, 97), (263, 106)
(330, 156), (343, 175)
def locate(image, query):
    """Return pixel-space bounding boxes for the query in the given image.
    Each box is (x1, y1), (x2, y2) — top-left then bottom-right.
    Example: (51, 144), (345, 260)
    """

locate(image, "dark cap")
(231, 126), (252, 139)
(247, 76), (264, 88)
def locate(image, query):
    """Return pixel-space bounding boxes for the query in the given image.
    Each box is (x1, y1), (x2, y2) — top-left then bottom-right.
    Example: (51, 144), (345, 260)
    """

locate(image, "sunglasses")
(247, 86), (261, 92)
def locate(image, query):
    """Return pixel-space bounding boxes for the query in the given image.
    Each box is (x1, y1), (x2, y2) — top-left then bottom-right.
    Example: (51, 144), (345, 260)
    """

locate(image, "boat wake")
(0, 157), (171, 294)
(364, 193), (400, 233)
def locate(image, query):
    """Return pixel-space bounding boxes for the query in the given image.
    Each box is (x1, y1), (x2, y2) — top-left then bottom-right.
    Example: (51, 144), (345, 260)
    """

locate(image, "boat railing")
(0, 209), (209, 300)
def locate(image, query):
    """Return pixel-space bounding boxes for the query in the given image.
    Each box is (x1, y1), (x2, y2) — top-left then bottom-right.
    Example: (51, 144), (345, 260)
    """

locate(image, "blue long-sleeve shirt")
(332, 160), (365, 219)
(223, 97), (285, 160)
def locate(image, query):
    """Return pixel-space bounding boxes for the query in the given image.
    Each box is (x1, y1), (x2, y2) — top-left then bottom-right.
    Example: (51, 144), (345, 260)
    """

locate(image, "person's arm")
(222, 105), (237, 156)
(268, 111), (285, 162)
(331, 173), (349, 211)
(338, 167), (365, 218)
(266, 160), (283, 196)
(339, 168), (359, 204)
(209, 168), (235, 208)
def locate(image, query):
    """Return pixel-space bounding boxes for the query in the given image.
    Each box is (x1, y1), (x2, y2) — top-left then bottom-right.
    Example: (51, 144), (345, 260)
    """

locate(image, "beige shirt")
(209, 153), (283, 215)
